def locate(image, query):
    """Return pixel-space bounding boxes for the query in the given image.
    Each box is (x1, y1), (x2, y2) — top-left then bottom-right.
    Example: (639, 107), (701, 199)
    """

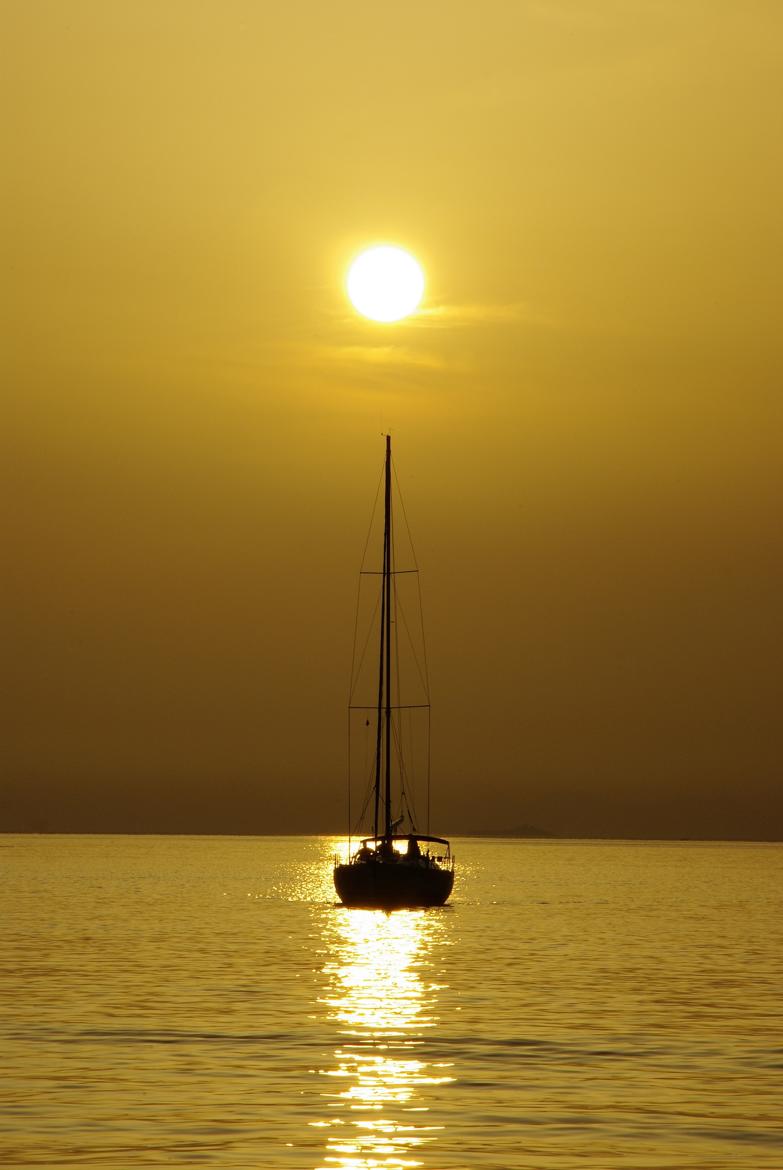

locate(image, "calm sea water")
(1, 835), (781, 1169)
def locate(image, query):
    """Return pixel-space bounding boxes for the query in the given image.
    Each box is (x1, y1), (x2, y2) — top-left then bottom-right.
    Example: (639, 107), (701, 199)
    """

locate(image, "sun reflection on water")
(314, 906), (453, 1169)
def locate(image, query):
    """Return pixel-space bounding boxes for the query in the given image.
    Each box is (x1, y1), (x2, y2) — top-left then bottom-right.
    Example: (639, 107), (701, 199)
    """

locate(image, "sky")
(3, 1), (782, 839)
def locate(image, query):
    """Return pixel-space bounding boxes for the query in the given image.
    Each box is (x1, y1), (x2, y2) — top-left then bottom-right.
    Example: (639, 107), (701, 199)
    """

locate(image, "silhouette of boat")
(334, 436), (454, 909)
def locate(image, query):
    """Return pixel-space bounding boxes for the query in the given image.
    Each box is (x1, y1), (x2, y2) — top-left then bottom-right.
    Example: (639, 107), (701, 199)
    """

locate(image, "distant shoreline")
(1, 829), (780, 843)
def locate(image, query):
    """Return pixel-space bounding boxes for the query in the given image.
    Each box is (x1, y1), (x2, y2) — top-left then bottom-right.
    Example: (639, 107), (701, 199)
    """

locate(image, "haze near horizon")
(4, 2), (782, 840)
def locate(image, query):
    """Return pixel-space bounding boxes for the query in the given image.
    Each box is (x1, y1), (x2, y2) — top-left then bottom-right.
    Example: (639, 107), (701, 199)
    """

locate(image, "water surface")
(2, 835), (781, 1168)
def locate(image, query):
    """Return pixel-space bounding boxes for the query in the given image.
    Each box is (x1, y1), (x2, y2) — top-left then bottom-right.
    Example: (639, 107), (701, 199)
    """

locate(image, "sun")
(346, 245), (425, 323)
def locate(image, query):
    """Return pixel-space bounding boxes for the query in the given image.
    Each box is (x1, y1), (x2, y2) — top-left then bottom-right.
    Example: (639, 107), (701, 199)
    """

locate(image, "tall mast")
(383, 434), (392, 840)
(372, 435), (393, 842)
(372, 460), (387, 842)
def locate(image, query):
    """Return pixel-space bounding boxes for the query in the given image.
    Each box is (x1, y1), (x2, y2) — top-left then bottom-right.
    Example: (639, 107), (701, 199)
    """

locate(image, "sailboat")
(334, 436), (455, 909)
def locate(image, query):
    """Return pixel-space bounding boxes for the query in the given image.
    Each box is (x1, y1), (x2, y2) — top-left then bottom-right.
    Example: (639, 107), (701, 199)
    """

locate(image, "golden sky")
(4, 1), (782, 837)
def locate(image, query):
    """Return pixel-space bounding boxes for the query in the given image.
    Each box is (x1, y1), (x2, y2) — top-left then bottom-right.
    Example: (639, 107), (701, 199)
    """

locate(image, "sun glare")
(346, 245), (425, 323)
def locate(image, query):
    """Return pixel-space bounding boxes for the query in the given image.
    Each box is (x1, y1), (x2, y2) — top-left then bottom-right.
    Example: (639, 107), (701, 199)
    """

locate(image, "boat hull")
(334, 861), (453, 909)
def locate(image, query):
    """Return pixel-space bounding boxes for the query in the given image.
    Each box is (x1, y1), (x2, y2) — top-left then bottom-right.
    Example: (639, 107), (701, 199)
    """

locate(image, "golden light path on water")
(314, 877), (454, 1170)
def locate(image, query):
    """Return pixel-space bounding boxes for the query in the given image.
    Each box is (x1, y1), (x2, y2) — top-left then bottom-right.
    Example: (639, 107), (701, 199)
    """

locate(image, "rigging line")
(388, 517), (407, 828)
(349, 721), (377, 837)
(360, 569), (419, 575)
(388, 493), (429, 705)
(353, 772), (376, 837)
(359, 463), (385, 573)
(403, 788), (418, 831)
(390, 714), (419, 831)
(394, 590), (430, 700)
(348, 461), (383, 703)
(416, 570), (432, 704)
(401, 726), (419, 828)
(406, 705), (418, 823)
(347, 574), (364, 704)
(350, 713), (378, 836)
(409, 719), (420, 828)
(390, 456), (431, 703)
(348, 584), (382, 704)
(392, 457), (421, 570)
(373, 490), (388, 843)
(390, 711), (407, 797)
(391, 508), (417, 826)
(392, 501), (402, 723)
(427, 705), (431, 835)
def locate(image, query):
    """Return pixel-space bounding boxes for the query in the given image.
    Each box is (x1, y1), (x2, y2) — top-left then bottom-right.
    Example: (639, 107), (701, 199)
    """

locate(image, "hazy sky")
(4, 1), (782, 838)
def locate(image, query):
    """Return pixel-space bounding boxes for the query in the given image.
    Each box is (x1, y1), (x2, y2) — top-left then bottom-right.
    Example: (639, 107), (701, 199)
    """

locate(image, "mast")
(372, 435), (392, 842)
(383, 434), (392, 840)
(372, 464), (387, 842)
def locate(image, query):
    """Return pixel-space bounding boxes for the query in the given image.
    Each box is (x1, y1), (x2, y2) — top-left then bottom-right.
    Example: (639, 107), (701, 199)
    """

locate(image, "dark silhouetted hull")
(334, 861), (453, 909)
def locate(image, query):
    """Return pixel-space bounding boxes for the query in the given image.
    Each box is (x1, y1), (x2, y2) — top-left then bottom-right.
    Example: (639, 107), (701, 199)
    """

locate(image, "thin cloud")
(416, 301), (552, 327)
(314, 344), (448, 371)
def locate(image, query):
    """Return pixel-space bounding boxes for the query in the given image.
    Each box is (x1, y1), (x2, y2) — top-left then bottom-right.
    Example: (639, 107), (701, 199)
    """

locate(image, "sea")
(1, 835), (781, 1170)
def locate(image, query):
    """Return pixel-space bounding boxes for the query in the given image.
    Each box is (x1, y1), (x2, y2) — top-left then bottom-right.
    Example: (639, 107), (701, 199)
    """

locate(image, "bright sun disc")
(346, 245), (425, 323)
